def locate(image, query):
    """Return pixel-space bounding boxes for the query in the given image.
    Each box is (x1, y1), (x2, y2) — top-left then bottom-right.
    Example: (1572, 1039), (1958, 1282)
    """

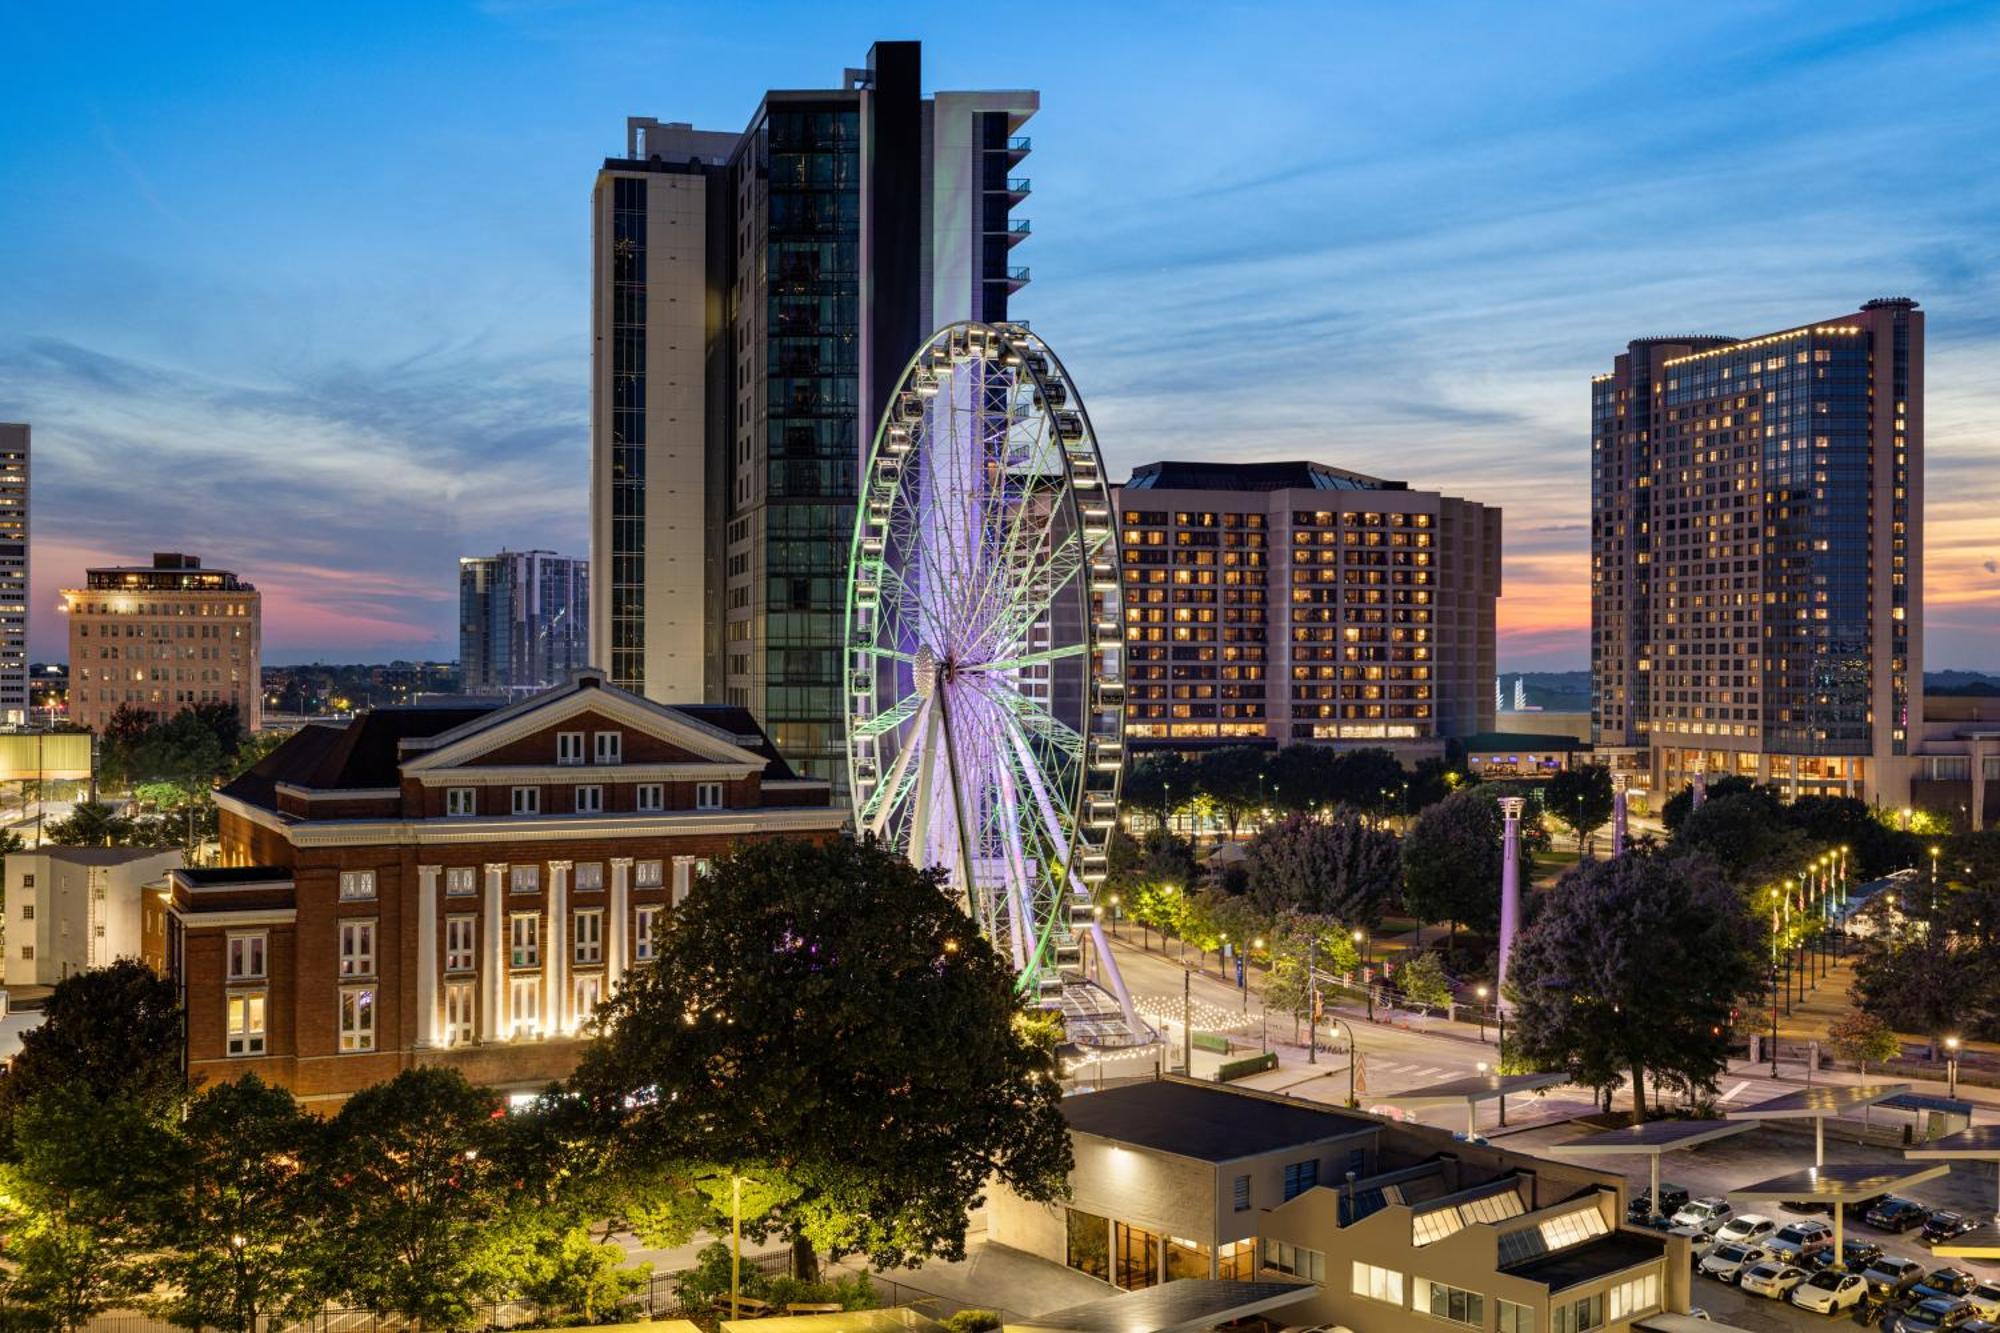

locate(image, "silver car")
(1674, 1197), (1735, 1231)
(1700, 1242), (1771, 1284)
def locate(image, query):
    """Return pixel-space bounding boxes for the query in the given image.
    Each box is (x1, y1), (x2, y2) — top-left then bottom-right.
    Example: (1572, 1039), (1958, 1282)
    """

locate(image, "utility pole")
(1307, 935), (1318, 1065)
(1182, 967), (1192, 1075)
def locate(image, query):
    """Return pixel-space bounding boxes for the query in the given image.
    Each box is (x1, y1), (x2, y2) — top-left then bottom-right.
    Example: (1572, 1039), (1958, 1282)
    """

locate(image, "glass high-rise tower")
(588, 41), (1036, 803)
(1590, 298), (1923, 804)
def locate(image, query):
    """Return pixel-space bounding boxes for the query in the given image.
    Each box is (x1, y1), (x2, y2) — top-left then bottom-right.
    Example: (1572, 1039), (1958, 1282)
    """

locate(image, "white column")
(1496, 797), (1524, 1007)
(608, 857), (633, 991)
(672, 855), (694, 909)
(415, 865), (441, 1048)
(482, 862), (507, 1042)
(1611, 776), (1629, 858)
(546, 860), (571, 1036)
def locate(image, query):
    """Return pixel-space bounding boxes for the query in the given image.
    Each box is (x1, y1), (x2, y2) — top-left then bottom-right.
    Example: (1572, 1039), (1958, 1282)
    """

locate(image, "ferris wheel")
(844, 322), (1146, 1046)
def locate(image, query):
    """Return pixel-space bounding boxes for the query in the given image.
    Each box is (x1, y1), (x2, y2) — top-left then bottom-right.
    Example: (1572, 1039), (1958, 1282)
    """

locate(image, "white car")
(1673, 1225), (1721, 1259)
(1968, 1283), (2000, 1320)
(1740, 1262), (1812, 1299)
(1792, 1269), (1870, 1315)
(1674, 1197), (1735, 1231)
(1769, 1219), (1835, 1261)
(1700, 1242), (1771, 1283)
(1716, 1213), (1778, 1245)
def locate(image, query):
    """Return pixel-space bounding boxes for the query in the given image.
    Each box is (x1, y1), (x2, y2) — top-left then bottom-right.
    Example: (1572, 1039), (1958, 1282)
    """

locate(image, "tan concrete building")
(63, 552), (261, 733)
(1113, 461), (1500, 760)
(3, 846), (182, 985)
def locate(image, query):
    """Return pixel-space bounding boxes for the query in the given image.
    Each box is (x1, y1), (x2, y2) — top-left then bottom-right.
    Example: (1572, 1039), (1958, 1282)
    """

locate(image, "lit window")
(574, 862), (604, 892)
(339, 870), (376, 901)
(226, 931), (267, 980)
(510, 864), (539, 894)
(339, 987), (376, 1052)
(594, 731), (622, 764)
(1350, 1261), (1402, 1305)
(339, 920), (376, 977)
(573, 972), (603, 1021)
(444, 982), (475, 1047)
(225, 990), (266, 1056)
(509, 913), (540, 968)
(635, 906), (660, 961)
(444, 915), (476, 971)
(445, 787), (477, 817)
(508, 976), (540, 1035)
(696, 781), (724, 810)
(557, 731), (585, 765)
(574, 909), (603, 965)
(445, 866), (477, 897)
(636, 860), (663, 888)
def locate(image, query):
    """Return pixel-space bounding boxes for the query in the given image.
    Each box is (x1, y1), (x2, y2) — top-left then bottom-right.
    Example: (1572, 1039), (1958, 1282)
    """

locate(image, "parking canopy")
(1542, 1119), (1758, 1220)
(1725, 1083), (1911, 1165)
(1373, 1072), (1569, 1137)
(1908, 1124), (2000, 1221)
(1727, 1162), (1951, 1264)
(1006, 1279), (1317, 1333)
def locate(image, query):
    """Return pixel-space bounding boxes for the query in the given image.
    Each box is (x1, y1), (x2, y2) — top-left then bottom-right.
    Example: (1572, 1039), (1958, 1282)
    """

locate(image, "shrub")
(944, 1310), (1004, 1333)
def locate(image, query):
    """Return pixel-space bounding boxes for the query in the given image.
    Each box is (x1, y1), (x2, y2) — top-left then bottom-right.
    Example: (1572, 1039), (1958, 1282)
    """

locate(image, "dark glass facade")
(608, 176), (648, 691)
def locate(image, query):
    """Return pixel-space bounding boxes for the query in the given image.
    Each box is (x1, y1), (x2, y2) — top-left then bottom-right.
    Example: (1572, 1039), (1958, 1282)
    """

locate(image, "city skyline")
(3, 3), (1998, 669)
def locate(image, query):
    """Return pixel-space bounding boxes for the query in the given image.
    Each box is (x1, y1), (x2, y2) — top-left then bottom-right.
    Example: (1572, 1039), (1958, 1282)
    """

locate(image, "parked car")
(1700, 1243), (1771, 1284)
(1673, 1225), (1722, 1259)
(1869, 1198), (1932, 1233)
(1814, 1239), (1886, 1273)
(1674, 1197), (1735, 1231)
(1891, 1298), (1979, 1333)
(1965, 1282), (2000, 1320)
(1915, 1270), (1981, 1303)
(1770, 1220), (1835, 1261)
(1631, 1185), (1692, 1224)
(1716, 1213), (1778, 1245)
(1792, 1269), (1871, 1315)
(1741, 1262), (1812, 1299)
(1865, 1257), (1930, 1299)
(1962, 1321), (2000, 1333)
(1926, 1212), (1980, 1246)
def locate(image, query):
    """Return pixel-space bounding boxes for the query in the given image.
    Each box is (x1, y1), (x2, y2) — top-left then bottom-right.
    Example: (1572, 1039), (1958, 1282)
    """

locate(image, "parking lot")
(1507, 1122), (2000, 1331)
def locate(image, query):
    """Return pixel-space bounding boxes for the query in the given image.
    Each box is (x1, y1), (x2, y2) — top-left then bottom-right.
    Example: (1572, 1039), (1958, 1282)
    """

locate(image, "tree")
(1103, 826), (1198, 900)
(156, 1076), (327, 1333)
(43, 800), (135, 848)
(1401, 790), (1506, 942)
(1179, 889), (1263, 968)
(1505, 851), (1759, 1120)
(0, 959), (186, 1152)
(1266, 744), (1341, 814)
(1195, 746), (1269, 838)
(1660, 774), (1768, 833)
(0, 1086), (183, 1332)
(228, 728), (289, 780)
(571, 836), (1072, 1275)
(318, 1067), (514, 1330)
(1327, 749), (1408, 815)
(1261, 914), (1360, 1033)
(1852, 928), (1992, 1058)
(1671, 790), (1810, 888)
(1545, 764), (1615, 856)
(1826, 1009), (1901, 1077)
(1396, 951), (1452, 1013)
(1121, 753), (1192, 825)
(1243, 811), (1400, 928)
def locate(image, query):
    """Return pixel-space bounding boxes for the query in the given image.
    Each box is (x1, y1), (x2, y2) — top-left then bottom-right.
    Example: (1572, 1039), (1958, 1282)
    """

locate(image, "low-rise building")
(3, 846), (182, 984)
(63, 552), (262, 732)
(989, 1079), (1690, 1331)
(166, 670), (843, 1104)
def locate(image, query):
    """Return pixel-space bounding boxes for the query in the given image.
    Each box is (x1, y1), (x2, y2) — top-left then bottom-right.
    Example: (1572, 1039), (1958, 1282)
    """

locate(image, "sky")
(1, 2), (1997, 671)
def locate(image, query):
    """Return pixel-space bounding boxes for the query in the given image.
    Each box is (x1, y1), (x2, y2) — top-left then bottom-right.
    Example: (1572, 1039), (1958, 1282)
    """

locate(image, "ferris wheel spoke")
(975, 674), (1085, 763)
(969, 642), (1091, 673)
(853, 689), (923, 741)
(977, 542), (1090, 661)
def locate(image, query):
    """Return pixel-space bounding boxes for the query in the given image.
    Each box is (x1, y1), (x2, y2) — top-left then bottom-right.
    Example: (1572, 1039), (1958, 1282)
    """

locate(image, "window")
(512, 786), (541, 815)
(574, 785), (604, 814)
(636, 860), (663, 888)
(446, 865), (477, 897)
(1497, 1300), (1535, 1333)
(634, 906), (660, 961)
(1607, 1273), (1659, 1322)
(1217, 1238), (1255, 1281)
(444, 982), (475, 1047)
(445, 916), (476, 971)
(1166, 1236), (1211, 1283)
(1350, 1261), (1401, 1304)
(510, 913), (541, 968)
(575, 910), (603, 964)
(509, 976), (540, 1035)
(339, 920), (376, 977)
(446, 787), (477, 817)
(227, 931), (267, 980)
(1421, 1280), (1485, 1328)
(1233, 1175), (1251, 1212)
(339, 987), (376, 1052)
(636, 783), (664, 811)
(594, 731), (622, 764)
(1551, 1294), (1603, 1333)
(339, 869), (376, 901)
(1114, 1221), (1162, 1292)
(1283, 1159), (1319, 1200)
(696, 781), (723, 810)
(1065, 1208), (1110, 1281)
(17, 945), (30, 960)
(19, 904), (32, 921)
(573, 973), (603, 1020)
(557, 731), (585, 765)
(510, 864), (539, 894)
(1263, 1240), (1327, 1284)
(574, 862), (604, 892)
(226, 990), (266, 1056)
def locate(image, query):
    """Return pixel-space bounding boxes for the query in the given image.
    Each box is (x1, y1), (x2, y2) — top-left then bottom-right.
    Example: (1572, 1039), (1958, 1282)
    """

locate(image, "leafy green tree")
(1545, 764), (1615, 855)
(571, 837), (1072, 1276)
(1261, 914), (1360, 1034)
(1328, 749), (1408, 814)
(1660, 774), (1768, 832)
(1786, 796), (1918, 882)
(43, 800), (135, 848)
(1195, 746), (1269, 837)
(1120, 753), (1193, 825)
(1266, 744), (1341, 814)
(1826, 1009), (1902, 1077)
(1401, 790), (1506, 941)
(1852, 928), (1991, 1058)
(1506, 851), (1759, 1120)
(1179, 888), (1263, 968)
(1102, 826), (1198, 901)
(0, 959), (186, 1152)
(1671, 790), (1811, 888)
(1396, 950), (1452, 1013)
(156, 1076), (327, 1333)
(228, 728), (289, 780)
(0, 1086), (183, 1332)
(1243, 811), (1400, 927)
(318, 1067), (513, 1330)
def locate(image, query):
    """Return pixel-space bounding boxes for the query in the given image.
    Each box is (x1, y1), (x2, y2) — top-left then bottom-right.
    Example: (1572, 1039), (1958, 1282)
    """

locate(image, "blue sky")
(2, 1), (1996, 668)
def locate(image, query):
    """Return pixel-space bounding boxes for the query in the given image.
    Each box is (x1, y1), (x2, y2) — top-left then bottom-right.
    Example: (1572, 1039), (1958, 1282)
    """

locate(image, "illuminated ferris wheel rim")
(842, 321), (1142, 1043)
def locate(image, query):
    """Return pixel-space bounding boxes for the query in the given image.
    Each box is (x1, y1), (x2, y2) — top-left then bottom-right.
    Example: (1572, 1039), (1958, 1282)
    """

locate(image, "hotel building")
(588, 40), (1036, 803)
(0, 425), (27, 725)
(63, 552), (261, 733)
(458, 549), (590, 696)
(1590, 299), (1922, 803)
(165, 671), (840, 1104)
(1113, 461), (1500, 757)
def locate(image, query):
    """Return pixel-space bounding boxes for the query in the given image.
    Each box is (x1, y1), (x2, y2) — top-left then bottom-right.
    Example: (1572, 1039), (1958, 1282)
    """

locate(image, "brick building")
(167, 671), (842, 1104)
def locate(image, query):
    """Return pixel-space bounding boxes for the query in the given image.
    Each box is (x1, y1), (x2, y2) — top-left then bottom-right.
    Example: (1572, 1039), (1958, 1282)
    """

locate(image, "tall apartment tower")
(458, 550), (590, 696)
(1590, 298), (1922, 803)
(63, 553), (262, 732)
(1114, 461), (1500, 757)
(0, 425), (27, 725)
(589, 40), (1037, 799)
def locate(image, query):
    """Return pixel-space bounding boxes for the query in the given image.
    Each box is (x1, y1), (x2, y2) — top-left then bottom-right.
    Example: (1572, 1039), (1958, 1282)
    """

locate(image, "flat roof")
(1011, 1279), (1316, 1333)
(1908, 1125), (2000, 1159)
(1059, 1080), (1375, 1163)
(1725, 1083), (1910, 1120)
(1503, 1232), (1667, 1292)
(1639, 1316), (1760, 1333)
(1881, 1093), (1974, 1117)
(1541, 1119), (1757, 1156)
(1374, 1072), (1568, 1108)
(723, 1311), (940, 1333)
(1932, 1226), (2000, 1260)
(1725, 1162), (1949, 1203)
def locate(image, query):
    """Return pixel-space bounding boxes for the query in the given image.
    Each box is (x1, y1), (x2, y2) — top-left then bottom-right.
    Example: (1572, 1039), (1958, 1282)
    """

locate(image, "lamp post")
(1946, 1035), (1961, 1100)
(1354, 928), (1372, 1021)
(1324, 1014), (1359, 1107)
(1769, 893), (1782, 1075)
(1109, 894), (1121, 938)
(1497, 796), (1525, 1010)
(1475, 984), (1490, 1042)
(1931, 846), (1942, 914)
(1307, 934), (1319, 1066)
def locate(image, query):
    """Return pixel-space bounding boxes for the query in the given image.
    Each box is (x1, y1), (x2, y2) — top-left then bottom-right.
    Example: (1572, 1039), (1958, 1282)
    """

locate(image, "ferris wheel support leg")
(994, 760), (1032, 973)
(865, 694), (932, 842)
(908, 699), (943, 874)
(935, 686), (989, 938)
(1085, 912), (1143, 1040)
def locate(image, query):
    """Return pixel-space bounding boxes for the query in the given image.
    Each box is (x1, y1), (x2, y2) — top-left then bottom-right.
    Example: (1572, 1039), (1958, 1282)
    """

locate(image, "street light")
(1931, 845), (1943, 913)
(1354, 928), (1373, 1020)
(1475, 984), (1490, 1042)
(1946, 1035), (1962, 1099)
(1109, 894), (1121, 937)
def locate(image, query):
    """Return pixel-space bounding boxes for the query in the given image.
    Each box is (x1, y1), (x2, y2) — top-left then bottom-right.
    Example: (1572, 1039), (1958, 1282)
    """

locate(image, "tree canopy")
(1242, 811), (1400, 928)
(1545, 764), (1615, 854)
(1400, 790), (1507, 939)
(0, 960), (186, 1151)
